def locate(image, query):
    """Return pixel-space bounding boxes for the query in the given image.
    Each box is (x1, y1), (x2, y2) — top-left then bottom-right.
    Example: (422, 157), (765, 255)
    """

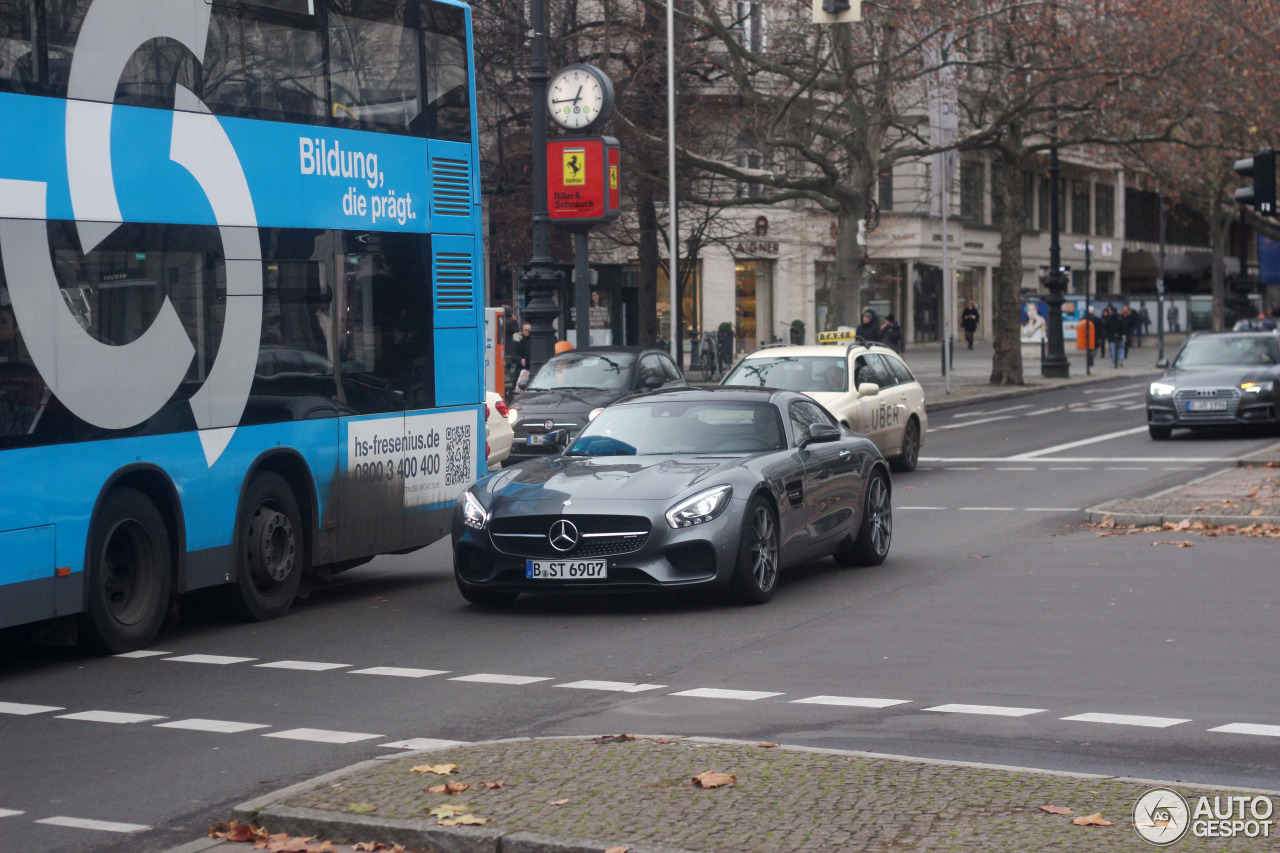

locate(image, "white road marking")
(255, 660), (351, 672)
(449, 673), (552, 686)
(164, 654), (256, 665)
(930, 415), (1014, 432)
(792, 696), (911, 709)
(1088, 391), (1144, 403)
(925, 704), (1044, 717)
(1061, 712), (1189, 728)
(1024, 507), (1081, 513)
(0, 809), (24, 818)
(1049, 466), (1090, 470)
(1163, 467), (1203, 471)
(0, 701), (63, 715)
(1105, 466), (1149, 471)
(1209, 723), (1280, 737)
(113, 650), (171, 658)
(56, 710), (165, 724)
(1010, 426), (1150, 459)
(669, 688), (783, 701)
(943, 467), (981, 471)
(155, 718), (270, 734)
(921, 456), (1227, 464)
(35, 816), (150, 833)
(952, 404), (1033, 418)
(557, 680), (667, 692)
(380, 737), (472, 750)
(897, 506), (947, 510)
(995, 467), (1036, 471)
(958, 507), (1014, 511)
(1084, 384), (1149, 394)
(264, 728), (383, 744)
(349, 666), (448, 678)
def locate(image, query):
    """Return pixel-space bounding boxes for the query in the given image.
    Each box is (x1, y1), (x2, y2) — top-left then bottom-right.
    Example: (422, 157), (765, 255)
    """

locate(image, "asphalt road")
(2, 377), (1279, 853)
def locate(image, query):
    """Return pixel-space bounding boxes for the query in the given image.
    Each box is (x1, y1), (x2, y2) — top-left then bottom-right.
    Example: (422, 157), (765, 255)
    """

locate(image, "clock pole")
(521, 0), (563, 378)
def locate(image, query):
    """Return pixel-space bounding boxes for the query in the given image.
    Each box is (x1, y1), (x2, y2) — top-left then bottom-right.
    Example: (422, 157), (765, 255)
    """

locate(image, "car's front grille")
(1174, 387), (1240, 417)
(489, 515), (651, 558)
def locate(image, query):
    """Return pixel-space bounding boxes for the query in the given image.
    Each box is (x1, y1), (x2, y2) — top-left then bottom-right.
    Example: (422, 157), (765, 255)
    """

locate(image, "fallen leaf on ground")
(593, 734), (635, 744)
(481, 780), (507, 789)
(438, 814), (490, 827)
(1098, 515), (1115, 528)
(1039, 804), (1073, 815)
(347, 803), (378, 814)
(1072, 813), (1113, 826)
(1173, 518), (1192, 530)
(755, 742), (779, 748)
(412, 763), (459, 775)
(605, 847), (631, 853)
(427, 782), (470, 795)
(549, 798), (571, 806)
(691, 771), (737, 789)
(1176, 541), (1193, 547)
(426, 804), (472, 819)
(256, 835), (335, 853)
(1251, 508), (1266, 516)
(209, 820), (266, 842)
(352, 844), (388, 852)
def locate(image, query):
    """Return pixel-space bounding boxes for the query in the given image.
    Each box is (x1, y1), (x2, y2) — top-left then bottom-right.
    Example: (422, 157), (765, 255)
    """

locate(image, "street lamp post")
(520, 0), (564, 378)
(1042, 137), (1070, 378)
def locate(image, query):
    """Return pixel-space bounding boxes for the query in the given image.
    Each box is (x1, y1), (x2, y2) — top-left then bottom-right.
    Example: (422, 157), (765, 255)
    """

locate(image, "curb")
(923, 371), (1156, 412)
(1081, 508), (1280, 527)
(227, 735), (1280, 853)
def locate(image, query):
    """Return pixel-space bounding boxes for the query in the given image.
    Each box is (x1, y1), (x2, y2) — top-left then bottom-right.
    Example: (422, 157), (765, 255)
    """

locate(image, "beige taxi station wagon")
(722, 331), (928, 472)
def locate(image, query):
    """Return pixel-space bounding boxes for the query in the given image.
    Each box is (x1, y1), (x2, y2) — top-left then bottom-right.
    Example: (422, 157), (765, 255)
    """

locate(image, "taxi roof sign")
(817, 330), (862, 344)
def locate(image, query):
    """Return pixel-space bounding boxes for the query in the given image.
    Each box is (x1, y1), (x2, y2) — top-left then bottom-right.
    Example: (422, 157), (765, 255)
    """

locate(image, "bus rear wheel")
(83, 488), (172, 654)
(233, 473), (304, 621)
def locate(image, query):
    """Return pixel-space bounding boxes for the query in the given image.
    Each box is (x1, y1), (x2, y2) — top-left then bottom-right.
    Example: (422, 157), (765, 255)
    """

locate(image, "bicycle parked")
(696, 330), (730, 382)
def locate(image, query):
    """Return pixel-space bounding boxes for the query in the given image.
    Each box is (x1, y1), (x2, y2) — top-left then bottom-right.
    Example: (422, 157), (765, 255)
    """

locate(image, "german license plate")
(526, 433), (546, 445)
(1186, 399), (1228, 412)
(525, 560), (607, 579)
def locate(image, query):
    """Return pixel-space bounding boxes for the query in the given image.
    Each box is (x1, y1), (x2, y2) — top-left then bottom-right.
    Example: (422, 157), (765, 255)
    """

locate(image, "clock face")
(548, 65), (610, 131)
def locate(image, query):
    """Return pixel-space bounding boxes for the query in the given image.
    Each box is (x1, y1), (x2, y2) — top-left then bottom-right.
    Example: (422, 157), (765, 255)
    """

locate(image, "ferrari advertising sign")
(546, 136), (620, 230)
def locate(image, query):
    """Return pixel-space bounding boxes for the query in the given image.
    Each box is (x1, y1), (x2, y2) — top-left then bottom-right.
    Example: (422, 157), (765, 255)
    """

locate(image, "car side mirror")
(544, 429), (571, 448)
(857, 382), (880, 396)
(643, 375), (664, 390)
(1156, 358), (1170, 369)
(802, 422), (841, 447)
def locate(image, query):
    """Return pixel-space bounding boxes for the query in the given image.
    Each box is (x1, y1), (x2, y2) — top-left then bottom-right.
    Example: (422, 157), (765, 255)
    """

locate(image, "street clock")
(547, 64), (615, 133)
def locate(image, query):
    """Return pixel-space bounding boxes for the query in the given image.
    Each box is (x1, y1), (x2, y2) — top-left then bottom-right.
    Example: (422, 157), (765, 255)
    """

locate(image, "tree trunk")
(991, 150), (1025, 385)
(826, 203), (868, 330)
(636, 180), (660, 346)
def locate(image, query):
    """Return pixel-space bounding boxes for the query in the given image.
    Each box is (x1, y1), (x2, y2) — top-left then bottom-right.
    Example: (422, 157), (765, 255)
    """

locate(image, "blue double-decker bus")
(0, 0), (485, 652)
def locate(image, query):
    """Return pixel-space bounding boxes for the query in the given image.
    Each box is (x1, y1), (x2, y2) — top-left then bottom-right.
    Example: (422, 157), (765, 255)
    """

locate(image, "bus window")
(203, 7), (327, 124)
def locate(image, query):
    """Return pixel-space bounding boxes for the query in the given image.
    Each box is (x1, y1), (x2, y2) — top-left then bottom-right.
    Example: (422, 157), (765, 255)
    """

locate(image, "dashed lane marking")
(1061, 712), (1189, 728)
(995, 467), (1036, 471)
(927, 415), (1015, 433)
(113, 650), (171, 658)
(55, 710), (166, 724)
(0, 809), (23, 818)
(792, 696), (911, 709)
(1049, 466), (1090, 470)
(669, 688), (784, 701)
(1024, 507), (1082, 512)
(557, 680), (667, 693)
(449, 673), (552, 686)
(1209, 723), (1280, 737)
(264, 728), (383, 744)
(926, 704), (1045, 717)
(958, 507), (1015, 511)
(154, 718), (271, 734)
(255, 660), (351, 672)
(952, 404), (1034, 419)
(34, 816), (150, 833)
(0, 702), (64, 715)
(349, 666), (448, 678)
(164, 654), (256, 665)
(1105, 466), (1149, 471)
(381, 738), (472, 750)
(1009, 426), (1151, 460)
(897, 506), (947, 510)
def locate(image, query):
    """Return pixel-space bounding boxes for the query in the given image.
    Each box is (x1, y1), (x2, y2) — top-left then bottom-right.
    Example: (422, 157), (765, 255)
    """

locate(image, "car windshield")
(723, 356), (848, 392)
(527, 352), (635, 391)
(1174, 336), (1280, 368)
(568, 400), (786, 456)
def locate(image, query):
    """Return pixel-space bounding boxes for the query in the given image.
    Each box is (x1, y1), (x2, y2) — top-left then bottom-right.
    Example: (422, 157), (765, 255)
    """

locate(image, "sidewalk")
(183, 735), (1278, 853)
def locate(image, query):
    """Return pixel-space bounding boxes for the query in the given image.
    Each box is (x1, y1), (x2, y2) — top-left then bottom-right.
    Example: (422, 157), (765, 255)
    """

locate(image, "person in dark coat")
(961, 301), (980, 350)
(855, 310), (880, 342)
(879, 314), (904, 353)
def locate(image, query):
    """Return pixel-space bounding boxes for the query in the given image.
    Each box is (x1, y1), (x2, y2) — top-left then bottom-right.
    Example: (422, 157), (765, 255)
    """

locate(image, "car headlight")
(459, 489), (490, 530)
(588, 407), (604, 421)
(507, 407), (519, 425)
(1241, 381), (1274, 394)
(665, 485), (733, 529)
(1149, 382), (1176, 397)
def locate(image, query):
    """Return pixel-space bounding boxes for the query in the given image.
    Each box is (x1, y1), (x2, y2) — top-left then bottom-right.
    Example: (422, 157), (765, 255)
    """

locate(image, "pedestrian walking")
(879, 314), (904, 353)
(1120, 305), (1137, 350)
(961, 301), (980, 350)
(855, 310), (881, 342)
(1103, 305), (1126, 367)
(1137, 301), (1151, 345)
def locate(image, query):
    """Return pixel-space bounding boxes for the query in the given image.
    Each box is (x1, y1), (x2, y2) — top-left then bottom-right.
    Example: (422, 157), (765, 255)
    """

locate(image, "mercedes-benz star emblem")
(548, 519), (579, 552)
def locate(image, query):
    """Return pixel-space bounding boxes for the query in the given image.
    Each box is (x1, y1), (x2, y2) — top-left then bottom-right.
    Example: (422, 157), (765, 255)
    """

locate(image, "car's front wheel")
(731, 496), (779, 604)
(1148, 424), (1172, 440)
(834, 470), (892, 567)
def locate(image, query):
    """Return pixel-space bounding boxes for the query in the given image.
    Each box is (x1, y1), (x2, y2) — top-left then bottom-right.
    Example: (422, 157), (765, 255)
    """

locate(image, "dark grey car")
(452, 387), (892, 606)
(1147, 332), (1280, 439)
(506, 347), (686, 465)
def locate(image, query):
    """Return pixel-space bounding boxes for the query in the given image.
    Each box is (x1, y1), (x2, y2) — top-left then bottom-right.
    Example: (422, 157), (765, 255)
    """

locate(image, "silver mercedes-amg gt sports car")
(451, 386), (892, 606)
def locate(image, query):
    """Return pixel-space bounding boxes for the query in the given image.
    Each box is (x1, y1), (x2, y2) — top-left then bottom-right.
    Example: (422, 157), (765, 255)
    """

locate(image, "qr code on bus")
(445, 425), (472, 486)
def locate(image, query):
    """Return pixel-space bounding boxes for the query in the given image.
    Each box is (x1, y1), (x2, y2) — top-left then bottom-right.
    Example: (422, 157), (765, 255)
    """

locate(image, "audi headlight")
(507, 407), (519, 425)
(665, 485), (733, 529)
(459, 489), (490, 530)
(1149, 382), (1176, 397)
(1241, 381), (1274, 394)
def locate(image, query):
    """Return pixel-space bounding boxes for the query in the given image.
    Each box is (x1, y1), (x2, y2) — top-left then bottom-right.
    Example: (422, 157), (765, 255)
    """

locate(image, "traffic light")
(822, 0), (850, 12)
(1234, 150), (1276, 215)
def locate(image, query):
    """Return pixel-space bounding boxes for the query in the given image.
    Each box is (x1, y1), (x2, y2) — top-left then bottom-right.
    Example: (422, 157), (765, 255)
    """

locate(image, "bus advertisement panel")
(0, 0), (485, 651)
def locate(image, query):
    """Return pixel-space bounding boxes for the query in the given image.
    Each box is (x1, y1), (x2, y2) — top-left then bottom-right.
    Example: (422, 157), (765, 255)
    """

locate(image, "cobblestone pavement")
(202, 736), (1280, 853)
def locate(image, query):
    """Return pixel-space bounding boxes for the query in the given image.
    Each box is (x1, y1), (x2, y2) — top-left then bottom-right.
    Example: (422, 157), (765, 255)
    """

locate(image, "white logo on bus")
(0, 0), (262, 466)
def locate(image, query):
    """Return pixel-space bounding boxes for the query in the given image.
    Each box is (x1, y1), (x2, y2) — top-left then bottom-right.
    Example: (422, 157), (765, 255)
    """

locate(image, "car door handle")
(838, 449), (851, 459)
